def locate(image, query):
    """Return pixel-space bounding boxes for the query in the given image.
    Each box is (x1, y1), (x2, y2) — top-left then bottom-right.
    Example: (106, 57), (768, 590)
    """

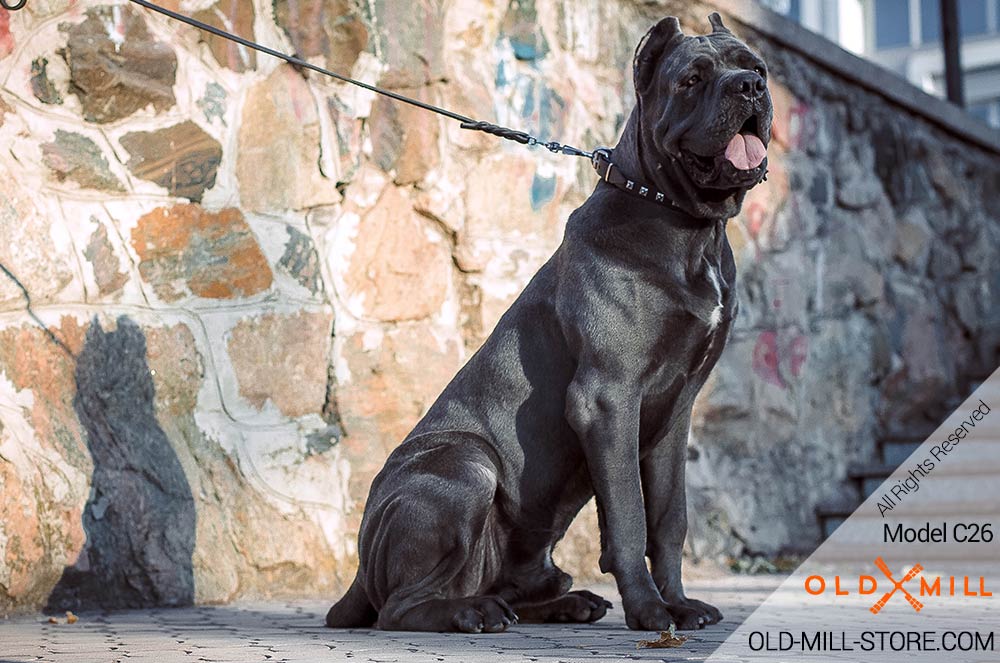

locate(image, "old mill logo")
(804, 557), (992, 613)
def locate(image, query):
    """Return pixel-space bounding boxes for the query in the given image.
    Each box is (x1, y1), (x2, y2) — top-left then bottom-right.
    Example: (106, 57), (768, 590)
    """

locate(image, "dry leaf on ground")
(637, 626), (689, 649)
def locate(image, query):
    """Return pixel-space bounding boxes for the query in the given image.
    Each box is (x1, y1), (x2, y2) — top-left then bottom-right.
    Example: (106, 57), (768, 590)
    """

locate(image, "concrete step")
(813, 542), (1000, 565)
(816, 505), (852, 539)
(818, 466), (1000, 538)
(819, 496), (1000, 538)
(879, 437), (924, 466)
(849, 443), (1000, 498)
(814, 369), (998, 542)
(859, 472), (1000, 504)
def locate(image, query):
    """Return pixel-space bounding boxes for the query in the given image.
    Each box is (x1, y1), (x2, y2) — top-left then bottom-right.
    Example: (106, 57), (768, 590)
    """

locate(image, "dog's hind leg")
(325, 575), (377, 627)
(358, 433), (517, 633)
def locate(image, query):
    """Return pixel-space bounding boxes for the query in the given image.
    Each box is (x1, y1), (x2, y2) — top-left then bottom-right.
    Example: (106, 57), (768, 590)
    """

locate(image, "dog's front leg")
(566, 368), (676, 631)
(642, 410), (723, 629)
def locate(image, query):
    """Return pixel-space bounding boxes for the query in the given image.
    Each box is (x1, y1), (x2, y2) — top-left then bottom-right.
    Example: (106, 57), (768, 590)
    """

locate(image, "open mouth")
(679, 114), (768, 190)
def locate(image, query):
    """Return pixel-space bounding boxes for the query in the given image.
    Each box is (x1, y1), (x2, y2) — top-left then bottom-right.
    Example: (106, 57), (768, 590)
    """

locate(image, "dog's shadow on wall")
(46, 316), (195, 612)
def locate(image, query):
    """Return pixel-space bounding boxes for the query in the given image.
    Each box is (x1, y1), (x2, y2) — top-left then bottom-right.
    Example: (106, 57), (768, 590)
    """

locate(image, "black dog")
(327, 13), (771, 633)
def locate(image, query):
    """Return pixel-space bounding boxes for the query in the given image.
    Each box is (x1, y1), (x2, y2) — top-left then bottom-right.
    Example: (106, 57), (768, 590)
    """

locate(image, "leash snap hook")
(1, 0), (28, 9)
(591, 147), (612, 168)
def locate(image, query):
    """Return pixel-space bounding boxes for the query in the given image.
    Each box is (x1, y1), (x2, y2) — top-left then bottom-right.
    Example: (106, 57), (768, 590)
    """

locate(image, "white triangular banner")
(708, 369), (1000, 662)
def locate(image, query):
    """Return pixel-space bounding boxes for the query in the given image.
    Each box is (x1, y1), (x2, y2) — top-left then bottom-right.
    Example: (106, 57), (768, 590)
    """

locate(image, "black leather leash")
(125, 0), (601, 157)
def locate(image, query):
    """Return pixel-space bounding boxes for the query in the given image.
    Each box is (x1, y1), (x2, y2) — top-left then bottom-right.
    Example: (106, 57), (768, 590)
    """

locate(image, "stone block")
(0, 170), (78, 310)
(82, 219), (128, 298)
(465, 153), (563, 243)
(130, 204), (273, 302)
(928, 242), (962, 280)
(878, 281), (957, 435)
(0, 9), (13, 59)
(278, 226), (325, 296)
(273, 0), (367, 74)
(226, 310), (333, 418)
(374, 0), (445, 88)
(820, 213), (886, 315)
(335, 177), (451, 322)
(0, 319), (90, 613)
(192, 2), (256, 72)
(30, 57), (63, 105)
(144, 322), (203, 420)
(893, 209), (932, 272)
(0, 95), (12, 127)
(120, 121), (222, 202)
(369, 86), (440, 185)
(42, 130), (123, 192)
(63, 6), (177, 123)
(237, 66), (340, 212)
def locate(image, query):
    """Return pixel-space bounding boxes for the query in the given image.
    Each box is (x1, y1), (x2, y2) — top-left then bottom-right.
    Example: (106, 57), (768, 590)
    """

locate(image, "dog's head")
(631, 13), (772, 219)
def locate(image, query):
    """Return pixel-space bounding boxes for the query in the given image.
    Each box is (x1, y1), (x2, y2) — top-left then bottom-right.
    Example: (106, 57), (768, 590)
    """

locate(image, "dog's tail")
(326, 574), (378, 628)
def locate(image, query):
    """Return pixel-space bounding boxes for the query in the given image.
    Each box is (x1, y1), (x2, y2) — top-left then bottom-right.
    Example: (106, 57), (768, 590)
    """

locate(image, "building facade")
(763, 0), (1000, 126)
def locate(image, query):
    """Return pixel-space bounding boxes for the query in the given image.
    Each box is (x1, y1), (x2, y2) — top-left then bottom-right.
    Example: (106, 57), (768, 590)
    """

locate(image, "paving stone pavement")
(0, 577), (782, 663)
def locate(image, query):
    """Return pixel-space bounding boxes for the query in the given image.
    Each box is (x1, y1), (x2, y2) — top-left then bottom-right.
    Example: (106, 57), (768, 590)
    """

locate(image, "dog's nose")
(731, 71), (766, 101)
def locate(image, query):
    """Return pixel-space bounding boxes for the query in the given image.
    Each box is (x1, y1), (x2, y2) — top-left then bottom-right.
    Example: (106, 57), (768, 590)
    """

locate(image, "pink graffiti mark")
(746, 201), (767, 240)
(752, 331), (782, 387)
(0, 9), (15, 60)
(752, 330), (808, 389)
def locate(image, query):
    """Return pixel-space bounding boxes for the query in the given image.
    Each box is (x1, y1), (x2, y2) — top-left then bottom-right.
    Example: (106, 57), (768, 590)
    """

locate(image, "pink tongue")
(724, 133), (767, 170)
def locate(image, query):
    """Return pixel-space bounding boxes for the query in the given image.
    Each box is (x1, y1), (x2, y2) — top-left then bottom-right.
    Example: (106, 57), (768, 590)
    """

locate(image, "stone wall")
(0, 0), (998, 614)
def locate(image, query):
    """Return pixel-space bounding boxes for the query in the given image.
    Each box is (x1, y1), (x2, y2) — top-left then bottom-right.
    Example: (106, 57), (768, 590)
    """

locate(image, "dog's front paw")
(624, 599), (676, 631)
(666, 596), (723, 630)
(452, 596), (519, 633)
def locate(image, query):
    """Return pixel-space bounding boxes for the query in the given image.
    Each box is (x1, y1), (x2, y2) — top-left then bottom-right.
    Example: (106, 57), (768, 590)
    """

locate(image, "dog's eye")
(685, 74), (701, 87)
(754, 66), (766, 78)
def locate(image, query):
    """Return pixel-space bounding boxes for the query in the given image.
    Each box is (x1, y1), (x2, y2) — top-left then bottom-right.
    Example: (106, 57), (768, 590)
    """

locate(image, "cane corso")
(327, 13), (771, 633)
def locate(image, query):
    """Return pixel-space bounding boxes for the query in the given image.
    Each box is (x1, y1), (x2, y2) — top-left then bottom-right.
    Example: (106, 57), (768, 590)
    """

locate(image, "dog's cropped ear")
(708, 12), (732, 35)
(633, 16), (683, 94)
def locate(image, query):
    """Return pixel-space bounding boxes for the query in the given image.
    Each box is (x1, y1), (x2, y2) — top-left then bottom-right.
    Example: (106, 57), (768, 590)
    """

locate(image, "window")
(761, 0), (801, 22)
(967, 101), (992, 121)
(966, 99), (999, 126)
(918, 0), (990, 43)
(788, 0), (802, 22)
(875, 0), (912, 48)
(921, 0), (941, 41)
(960, 0), (989, 36)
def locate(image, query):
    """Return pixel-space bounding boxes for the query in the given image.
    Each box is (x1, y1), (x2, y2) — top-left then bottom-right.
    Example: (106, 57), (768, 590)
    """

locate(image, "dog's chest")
(693, 253), (735, 366)
(647, 248), (735, 387)
(703, 258), (725, 331)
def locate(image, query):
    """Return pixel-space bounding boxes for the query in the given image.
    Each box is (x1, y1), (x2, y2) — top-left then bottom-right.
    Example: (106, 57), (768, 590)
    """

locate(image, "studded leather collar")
(591, 148), (678, 209)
